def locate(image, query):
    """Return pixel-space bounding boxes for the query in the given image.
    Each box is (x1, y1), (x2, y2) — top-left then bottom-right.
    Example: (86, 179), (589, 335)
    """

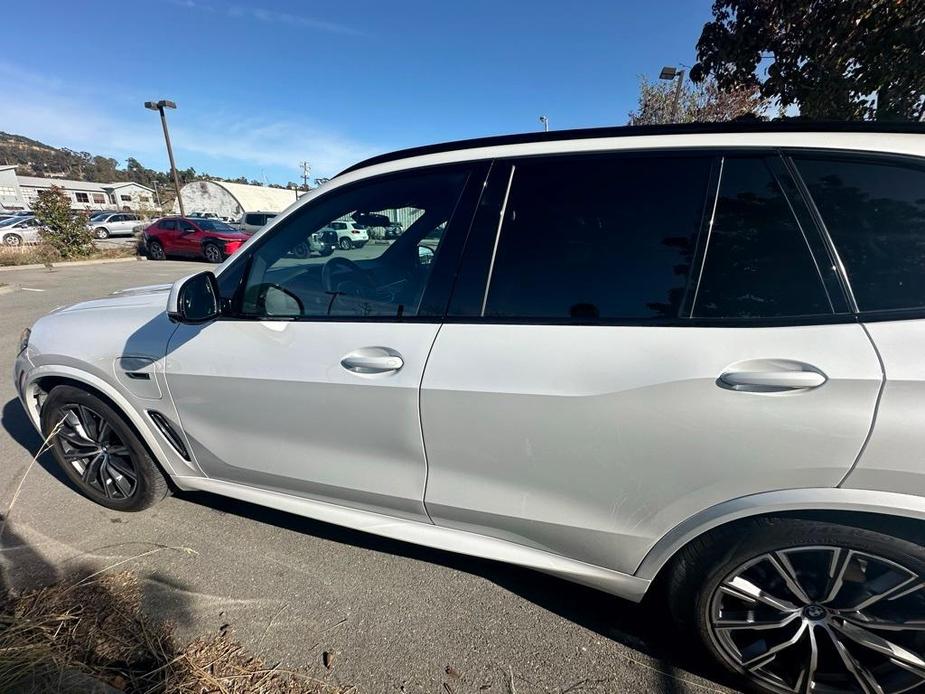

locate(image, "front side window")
(245, 214), (266, 226)
(483, 153), (713, 320)
(794, 155), (925, 313)
(161, 219), (177, 231)
(239, 167), (469, 319)
(693, 157), (832, 319)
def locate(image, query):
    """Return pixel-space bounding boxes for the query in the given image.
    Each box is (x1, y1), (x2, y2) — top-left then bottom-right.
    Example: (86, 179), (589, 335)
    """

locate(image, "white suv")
(13, 123), (925, 694)
(321, 219), (369, 249)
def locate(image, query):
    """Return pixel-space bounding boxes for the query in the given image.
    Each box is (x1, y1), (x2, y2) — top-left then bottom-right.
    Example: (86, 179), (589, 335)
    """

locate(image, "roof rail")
(338, 120), (925, 176)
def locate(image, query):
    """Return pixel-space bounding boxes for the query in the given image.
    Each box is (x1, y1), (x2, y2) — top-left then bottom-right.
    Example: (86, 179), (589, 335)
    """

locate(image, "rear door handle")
(719, 370), (827, 391)
(340, 348), (404, 374)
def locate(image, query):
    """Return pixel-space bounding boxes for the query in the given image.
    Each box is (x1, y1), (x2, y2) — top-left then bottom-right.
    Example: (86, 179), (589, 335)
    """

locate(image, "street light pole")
(539, 115), (549, 132)
(659, 66), (686, 123)
(144, 100), (184, 216)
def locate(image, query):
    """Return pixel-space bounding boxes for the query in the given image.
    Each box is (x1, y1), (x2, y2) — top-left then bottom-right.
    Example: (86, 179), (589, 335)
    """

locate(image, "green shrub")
(31, 187), (95, 259)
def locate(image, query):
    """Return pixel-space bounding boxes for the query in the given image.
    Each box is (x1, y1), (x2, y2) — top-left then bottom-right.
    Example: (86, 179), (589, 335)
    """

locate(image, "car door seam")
(836, 321), (886, 488)
(418, 322), (444, 525)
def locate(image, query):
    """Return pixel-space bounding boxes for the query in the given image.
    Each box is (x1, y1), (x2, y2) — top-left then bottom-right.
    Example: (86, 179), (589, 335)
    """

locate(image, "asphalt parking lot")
(0, 259), (734, 693)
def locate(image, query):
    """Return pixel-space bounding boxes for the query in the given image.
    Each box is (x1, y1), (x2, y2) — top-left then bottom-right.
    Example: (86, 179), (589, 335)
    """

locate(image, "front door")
(173, 219), (201, 256)
(421, 152), (882, 574)
(165, 163), (482, 519)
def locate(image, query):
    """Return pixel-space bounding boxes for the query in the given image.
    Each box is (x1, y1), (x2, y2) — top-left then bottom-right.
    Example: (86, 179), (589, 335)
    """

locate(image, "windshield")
(0, 216), (28, 227)
(197, 220), (238, 232)
(89, 212), (110, 221)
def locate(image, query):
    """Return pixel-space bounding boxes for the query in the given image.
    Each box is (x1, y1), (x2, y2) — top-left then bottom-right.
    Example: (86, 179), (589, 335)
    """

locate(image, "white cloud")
(165, 0), (362, 36)
(0, 62), (380, 181)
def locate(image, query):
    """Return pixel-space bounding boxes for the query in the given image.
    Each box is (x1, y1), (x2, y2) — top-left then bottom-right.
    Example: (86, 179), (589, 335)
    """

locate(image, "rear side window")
(693, 157), (831, 319)
(794, 155), (925, 312)
(245, 214), (266, 226)
(483, 154), (712, 320)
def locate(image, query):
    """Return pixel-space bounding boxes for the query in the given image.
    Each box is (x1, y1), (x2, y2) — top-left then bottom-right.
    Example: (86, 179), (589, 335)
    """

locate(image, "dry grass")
(0, 243), (136, 267)
(0, 571), (346, 693)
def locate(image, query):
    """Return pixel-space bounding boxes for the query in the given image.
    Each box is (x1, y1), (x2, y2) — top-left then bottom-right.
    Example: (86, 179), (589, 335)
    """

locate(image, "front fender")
(21, 364), (199, 478)
(634, 487), (925, 581)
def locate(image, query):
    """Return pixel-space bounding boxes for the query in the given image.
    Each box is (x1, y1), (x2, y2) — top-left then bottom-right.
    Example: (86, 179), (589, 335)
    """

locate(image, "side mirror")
(167, 271), (220, 323)
(417, 244), (435, 266)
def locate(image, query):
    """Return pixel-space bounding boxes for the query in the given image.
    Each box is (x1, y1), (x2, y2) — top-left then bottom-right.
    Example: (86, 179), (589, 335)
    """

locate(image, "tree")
(31, 186), (95, 259)
(691, 0), (925, 121)
(628, 75), (766, 125)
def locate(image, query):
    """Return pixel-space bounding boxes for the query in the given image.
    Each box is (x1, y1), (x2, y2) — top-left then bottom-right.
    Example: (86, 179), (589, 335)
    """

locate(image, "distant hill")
(0, 132), (307, 205)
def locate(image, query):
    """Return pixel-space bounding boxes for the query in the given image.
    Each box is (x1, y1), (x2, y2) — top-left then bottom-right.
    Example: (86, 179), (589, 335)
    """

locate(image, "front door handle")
(340, 347), (404, 374)
(719, 370), (827, 392)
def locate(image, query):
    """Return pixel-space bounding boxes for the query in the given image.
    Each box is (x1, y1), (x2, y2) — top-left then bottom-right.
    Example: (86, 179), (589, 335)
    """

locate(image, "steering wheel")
(321, 256), (374, 293)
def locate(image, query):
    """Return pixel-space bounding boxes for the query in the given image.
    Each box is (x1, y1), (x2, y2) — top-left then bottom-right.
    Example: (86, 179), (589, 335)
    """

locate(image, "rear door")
(158, 219), (180, 252)
(794, 153), (925, 498)
(420, 151), (882, 574)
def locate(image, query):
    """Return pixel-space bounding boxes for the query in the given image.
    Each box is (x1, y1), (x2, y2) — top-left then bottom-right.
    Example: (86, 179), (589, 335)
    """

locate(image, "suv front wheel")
(41, 386), (169, 511)
(670, 517), (925, 694)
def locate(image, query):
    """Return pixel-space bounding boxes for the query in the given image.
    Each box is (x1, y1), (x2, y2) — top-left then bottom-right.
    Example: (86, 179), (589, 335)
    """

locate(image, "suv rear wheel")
(41, 386), (169, 511)
(339, 237), (352, 250)
(669, 518), (925, 694)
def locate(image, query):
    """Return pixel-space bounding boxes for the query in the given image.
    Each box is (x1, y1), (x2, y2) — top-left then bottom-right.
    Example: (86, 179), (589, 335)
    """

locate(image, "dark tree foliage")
(690, 0), (925, 121)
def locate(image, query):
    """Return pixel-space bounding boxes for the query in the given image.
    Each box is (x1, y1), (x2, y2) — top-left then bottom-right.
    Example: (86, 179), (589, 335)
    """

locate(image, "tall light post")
(539, 115), (549, 132)
(144, 100), (185, 216)
(659, 66), (685, 122)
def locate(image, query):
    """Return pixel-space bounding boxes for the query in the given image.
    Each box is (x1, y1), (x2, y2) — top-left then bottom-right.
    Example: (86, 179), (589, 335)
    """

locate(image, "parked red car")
(143, 216), (250, 263)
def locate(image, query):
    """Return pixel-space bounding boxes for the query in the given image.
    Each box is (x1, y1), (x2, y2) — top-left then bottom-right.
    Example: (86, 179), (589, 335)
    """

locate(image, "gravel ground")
(0, 259), (737, 693)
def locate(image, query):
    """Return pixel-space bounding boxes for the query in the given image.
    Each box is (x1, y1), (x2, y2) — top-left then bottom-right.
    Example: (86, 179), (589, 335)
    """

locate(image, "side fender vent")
(147, 410), (190, 461)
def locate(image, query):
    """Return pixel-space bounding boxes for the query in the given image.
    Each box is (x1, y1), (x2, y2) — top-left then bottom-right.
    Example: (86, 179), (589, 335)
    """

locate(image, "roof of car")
(338, 120), (925, 175)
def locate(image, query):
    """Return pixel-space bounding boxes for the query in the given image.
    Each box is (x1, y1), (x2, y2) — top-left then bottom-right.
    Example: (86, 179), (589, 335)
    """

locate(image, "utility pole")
(300, 161), (311, 189)
(144, 100), (185, 216)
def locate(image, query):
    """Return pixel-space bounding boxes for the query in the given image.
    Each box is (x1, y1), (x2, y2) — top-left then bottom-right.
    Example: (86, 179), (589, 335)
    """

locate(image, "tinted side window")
(794, 155), (925, 312)
(161, 219), (177, 231)
(694, 157), (831, 319)
(245, 214), (266, 226)
(483, 154), (712, 320)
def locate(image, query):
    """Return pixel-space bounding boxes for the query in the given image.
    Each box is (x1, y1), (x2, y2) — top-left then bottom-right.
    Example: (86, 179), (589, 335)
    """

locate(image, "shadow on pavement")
(2, 396), (734, 692)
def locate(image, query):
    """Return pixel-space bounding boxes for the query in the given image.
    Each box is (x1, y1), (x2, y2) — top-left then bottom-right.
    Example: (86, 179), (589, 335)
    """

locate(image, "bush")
(31, 187), (95, 259)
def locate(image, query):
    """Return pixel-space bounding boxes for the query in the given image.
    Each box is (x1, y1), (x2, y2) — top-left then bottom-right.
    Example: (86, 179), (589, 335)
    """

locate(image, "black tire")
(339, 237), (352, 250)
(290, 242), (309, 259)
(669, 517), (925, 693)
(320, 247), (333, 257)
(41, 386), (169, 511)
(203, 242), (223, 263)
(147, 239), (165, 260)
(3, 232), (22, 246)
(95, 227), (110, 239)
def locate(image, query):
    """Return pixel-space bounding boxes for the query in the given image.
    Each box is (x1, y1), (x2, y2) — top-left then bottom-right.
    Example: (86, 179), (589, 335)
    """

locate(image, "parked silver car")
(13, 122), (925, 694)
(1, 215), (43, 245)
(88, 212), (143, 239)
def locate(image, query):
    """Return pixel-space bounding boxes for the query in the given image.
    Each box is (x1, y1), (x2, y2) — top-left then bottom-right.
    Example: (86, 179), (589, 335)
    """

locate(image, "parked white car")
(12, 122), (925, 694)
(88, 212), (143, 239)
(321, 219), (369, 249)
(1, 215), (43, 246)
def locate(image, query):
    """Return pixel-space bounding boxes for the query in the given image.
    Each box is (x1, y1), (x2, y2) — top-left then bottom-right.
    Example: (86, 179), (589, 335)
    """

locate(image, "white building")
(174, 180), (305, 220)
(0, 166), (156, 212)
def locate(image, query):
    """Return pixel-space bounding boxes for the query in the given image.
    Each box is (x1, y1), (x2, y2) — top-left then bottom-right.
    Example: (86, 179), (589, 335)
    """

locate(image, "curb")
(0, 256), (144, 273)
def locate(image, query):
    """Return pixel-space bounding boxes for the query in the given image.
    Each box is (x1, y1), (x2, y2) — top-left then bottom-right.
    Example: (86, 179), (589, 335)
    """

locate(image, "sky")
(0, 0), (714, 184)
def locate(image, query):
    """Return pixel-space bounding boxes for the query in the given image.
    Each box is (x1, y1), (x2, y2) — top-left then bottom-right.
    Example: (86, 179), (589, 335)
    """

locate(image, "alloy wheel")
(204, 244), (222, 262)
(56, 404), (138, 500)
(147, 241), (164, 260)
(3, 233), (22, 246)
(709, 546), (925, 693)
(339, 237), (352, 250)
(95, 228), (109, 239)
